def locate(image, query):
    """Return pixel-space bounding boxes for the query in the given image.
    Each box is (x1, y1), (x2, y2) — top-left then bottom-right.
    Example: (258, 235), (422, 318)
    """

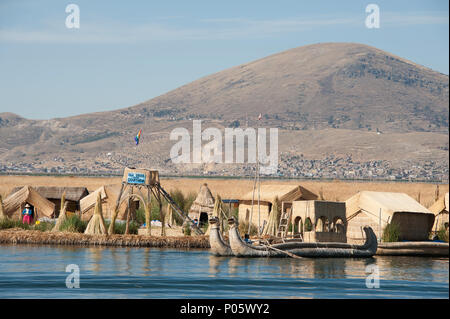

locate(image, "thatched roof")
(240, 184), (317, 203)
(190, 183), (215, 213)
(10, 186), (88, 202)
(79, 184), (139, 221)
(428, 192), (449, 215)
(346, 191), (434, 224)
(80, 186), (107, 213)
(3, 186), (55, 218)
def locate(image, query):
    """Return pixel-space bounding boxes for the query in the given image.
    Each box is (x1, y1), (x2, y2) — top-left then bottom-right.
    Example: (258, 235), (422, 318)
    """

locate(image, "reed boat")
(208, 217), (234, 256)
(376, 241), (449, 257)
(227, 217), (378, 258)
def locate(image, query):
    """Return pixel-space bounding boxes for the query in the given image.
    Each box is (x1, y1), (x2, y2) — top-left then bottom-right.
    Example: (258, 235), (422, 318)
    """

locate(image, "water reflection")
(0, 245), (447, 298)
(86, 247), (103, 273)
(208, 256), (228, 276)
(142, 248), (151, 275)
(375, 256), (448, 283)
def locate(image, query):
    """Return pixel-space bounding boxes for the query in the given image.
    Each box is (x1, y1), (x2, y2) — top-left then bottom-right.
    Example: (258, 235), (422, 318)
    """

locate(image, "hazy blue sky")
(0, 0), (448, 119)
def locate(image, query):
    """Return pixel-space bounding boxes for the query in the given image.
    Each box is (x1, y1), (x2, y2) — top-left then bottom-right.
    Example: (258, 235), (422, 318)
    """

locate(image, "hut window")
(245, 209), (250, 222)
(315, 216), (329, 232)
(332, 217), (345, 234)
(293, 216), (303, 236)
(304, 218), (313, 232)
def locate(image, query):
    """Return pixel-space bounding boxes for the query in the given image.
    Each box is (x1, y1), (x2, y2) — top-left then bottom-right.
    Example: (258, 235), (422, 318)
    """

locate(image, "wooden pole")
(125, 187), (132, 235)
(146, 186), (152, 236)
(159, 187), (165, 236)
(379, 208), (382, 243)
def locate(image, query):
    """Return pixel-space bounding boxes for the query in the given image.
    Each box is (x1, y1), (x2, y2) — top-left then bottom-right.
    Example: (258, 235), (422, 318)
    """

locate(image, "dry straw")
(84, 192), (107, 235)
(0, 195), (6, 220)
(52, 192), (68, 232)
(166, 204), (174, 226)
(0, 229), (210, 248)
(262, 196), (280, 236)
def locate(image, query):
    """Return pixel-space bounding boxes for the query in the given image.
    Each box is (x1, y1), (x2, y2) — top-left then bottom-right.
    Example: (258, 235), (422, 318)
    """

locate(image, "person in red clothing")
(22, 203), (33, 224)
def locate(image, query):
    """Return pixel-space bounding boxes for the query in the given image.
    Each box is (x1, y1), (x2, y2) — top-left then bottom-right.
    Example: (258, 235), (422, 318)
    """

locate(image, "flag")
(134, 129), (142, 145)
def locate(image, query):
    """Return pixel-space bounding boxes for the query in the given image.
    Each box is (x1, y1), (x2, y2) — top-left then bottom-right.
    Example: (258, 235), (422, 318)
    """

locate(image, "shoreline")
(0, 228), (210, 249)
(1, 229), (448, 257)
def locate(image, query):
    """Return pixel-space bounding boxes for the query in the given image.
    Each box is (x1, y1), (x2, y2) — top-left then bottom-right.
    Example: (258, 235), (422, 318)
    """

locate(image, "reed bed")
(1, 175), (448, 208)
(0, 228), (210, 248)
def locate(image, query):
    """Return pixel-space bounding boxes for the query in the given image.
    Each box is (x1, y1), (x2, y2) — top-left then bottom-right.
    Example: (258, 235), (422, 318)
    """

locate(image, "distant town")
(1, 153), (448, 182)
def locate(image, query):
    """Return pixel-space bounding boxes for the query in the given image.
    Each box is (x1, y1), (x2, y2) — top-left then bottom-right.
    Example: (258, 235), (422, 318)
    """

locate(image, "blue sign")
(127, 172), (146, 185)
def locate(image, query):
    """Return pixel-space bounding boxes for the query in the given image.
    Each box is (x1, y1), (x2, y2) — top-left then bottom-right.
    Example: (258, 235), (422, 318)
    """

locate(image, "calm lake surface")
(0, 244), (448, 299)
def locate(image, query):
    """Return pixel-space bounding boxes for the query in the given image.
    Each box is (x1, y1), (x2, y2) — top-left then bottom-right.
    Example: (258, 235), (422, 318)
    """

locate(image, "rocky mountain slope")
(0, 43), (448, 180)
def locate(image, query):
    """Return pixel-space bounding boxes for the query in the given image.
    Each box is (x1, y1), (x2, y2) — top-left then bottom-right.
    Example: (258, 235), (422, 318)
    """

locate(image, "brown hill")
(0, 43), (448, 179)
(133, 42), (449, 132)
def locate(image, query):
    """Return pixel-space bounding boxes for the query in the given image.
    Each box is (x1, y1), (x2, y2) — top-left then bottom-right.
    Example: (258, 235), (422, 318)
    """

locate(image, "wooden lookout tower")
(109, 167), (203, 235)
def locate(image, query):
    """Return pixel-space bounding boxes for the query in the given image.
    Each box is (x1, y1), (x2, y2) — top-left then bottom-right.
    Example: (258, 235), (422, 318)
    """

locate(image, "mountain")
(134, 42), (448, 132)
(0, 43), (448, 180)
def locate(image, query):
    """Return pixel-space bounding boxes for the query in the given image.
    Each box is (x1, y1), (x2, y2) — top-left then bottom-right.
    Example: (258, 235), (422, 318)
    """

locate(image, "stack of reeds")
(0, 195), (6, 220)
(166, 204), (174, 226)
(262, 196), (280, 237)
(52, 192), (68, 232)
(84, 193), (107, 235)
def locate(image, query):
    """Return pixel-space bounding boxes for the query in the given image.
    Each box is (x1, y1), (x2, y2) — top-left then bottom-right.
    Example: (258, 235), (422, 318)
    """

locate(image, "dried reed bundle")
(166, 204), (174, 226)
(262, 196), (280, 236)
(84, 193), (107, 235)
(0, 195), (6, 220)
(52, 192), (68, 232)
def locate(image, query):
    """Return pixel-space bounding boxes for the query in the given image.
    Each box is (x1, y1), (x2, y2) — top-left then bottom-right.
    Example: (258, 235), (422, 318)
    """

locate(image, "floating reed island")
(0, 228), (210, 248)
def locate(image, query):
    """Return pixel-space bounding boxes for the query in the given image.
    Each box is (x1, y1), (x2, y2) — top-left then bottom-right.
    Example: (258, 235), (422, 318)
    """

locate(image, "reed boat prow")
(208, 217), (234, 256)
(228, 216), (378, 258)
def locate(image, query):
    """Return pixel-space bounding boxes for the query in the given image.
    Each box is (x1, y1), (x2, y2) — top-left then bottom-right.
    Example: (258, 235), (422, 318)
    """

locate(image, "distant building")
(428, 192), (449, 234)
(238, 184), (317, 229)
(9, 186), (88, 217)
(188, 183), (215, 226)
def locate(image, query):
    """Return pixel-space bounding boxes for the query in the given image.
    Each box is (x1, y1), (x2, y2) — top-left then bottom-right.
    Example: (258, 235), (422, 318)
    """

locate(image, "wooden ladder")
(276, 209), (292, 238)
(155, 182), (204, 235)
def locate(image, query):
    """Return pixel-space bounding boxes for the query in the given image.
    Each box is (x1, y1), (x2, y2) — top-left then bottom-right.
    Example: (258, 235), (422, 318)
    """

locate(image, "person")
(22, 204), (33, 224)
(244, 233), (252, 244)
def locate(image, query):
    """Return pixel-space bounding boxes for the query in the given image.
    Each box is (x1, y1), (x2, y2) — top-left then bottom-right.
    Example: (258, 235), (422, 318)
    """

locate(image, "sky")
(0, 0), (448, 120)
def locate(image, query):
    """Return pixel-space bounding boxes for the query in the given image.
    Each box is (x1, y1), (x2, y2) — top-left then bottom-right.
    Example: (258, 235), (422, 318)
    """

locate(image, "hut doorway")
(332, 217), (345, 234)
(315, 216), (329, 232)
(199, 212), (209, 227)
(293, 216), (303, 238)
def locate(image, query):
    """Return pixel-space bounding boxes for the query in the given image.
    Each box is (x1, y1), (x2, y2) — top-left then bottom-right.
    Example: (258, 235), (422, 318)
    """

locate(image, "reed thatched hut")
(3, 186), (55, 221)
(429, 192), (449, 233)
(238, 184), (318, 230)
(79, 185), (138, 222)
(9, 186), (88, 217)
(290, 200), (347, 243)
(188, 183), (215, 226)
(346, 191), (435, 243)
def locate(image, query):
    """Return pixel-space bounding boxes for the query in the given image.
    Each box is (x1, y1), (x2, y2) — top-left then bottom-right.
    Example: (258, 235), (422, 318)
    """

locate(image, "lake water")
(0, 244), (448, 299)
